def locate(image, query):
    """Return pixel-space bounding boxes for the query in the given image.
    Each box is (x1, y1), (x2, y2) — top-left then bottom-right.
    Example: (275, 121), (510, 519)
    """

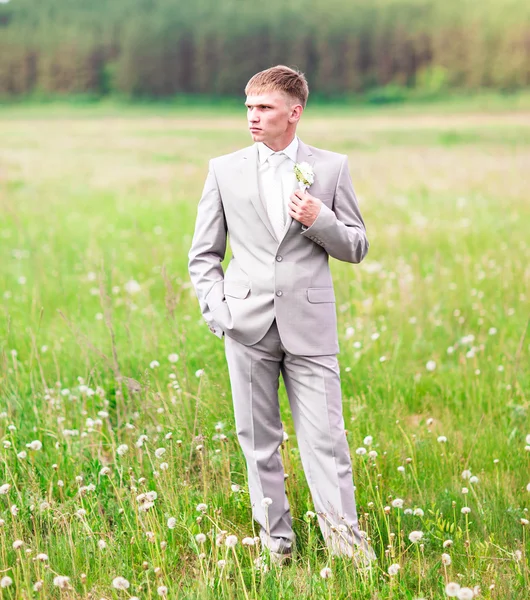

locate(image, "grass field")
(1, 101), (530, 599)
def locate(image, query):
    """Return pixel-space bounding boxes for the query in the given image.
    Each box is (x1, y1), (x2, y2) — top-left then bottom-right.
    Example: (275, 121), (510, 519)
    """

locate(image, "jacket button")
(276, 290), (283, 297)
(276, 255), (283, 262)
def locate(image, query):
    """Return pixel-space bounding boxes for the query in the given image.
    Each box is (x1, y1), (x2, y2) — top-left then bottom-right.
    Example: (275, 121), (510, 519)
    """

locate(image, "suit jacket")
(188, 138), (369, 356)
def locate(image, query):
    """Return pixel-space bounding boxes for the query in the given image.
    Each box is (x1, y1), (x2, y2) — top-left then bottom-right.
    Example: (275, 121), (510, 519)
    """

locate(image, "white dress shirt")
(256, 136), (299, 240)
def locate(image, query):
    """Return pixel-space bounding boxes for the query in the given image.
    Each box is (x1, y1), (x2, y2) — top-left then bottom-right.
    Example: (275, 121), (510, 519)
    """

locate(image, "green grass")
(0, 102), (529, 598)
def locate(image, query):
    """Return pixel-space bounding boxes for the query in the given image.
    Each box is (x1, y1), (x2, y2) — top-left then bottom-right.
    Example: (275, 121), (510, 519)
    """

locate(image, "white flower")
(363, 435), (373, 446)
(36, 553), (49, 561)
(112, 577), (130, 590)
(469, 475), (479, 484)
(1, 576), (13, 588)
(157, 585), (168, 596)
(461, 507), (471, 514)
(17, 451), (27, 459)
(443, 539), (453, 548)
(10, 505), (19, 516)
(355, 447), (367, 455)
(413, 508), (424, 517)
(168, 353), (179, 363)
(195, 533), (206, 543)
(195, 369), (204, 378)
(445, 582), (461, 596)
(526, 483), (530, 492)
(13, 540), (24, 550)
(305, 510), (316, 519)
(0, 484), (10, 494)
(99, 467), (111, 476)
(196, 503), (207, 512)
(391, 498), (404, 509)
(33, 581), (44, 591)
(98, 540), (107, 550)
(225, 535), (238, 548)
(27, 440), (43, 451)
(388, 563), (400, 576)
(261, 497), (273, 508)
(368, 450), (378, 459)
(125, 279), (141, 294)
(294, 162), (315, 190)
(242, 537), (255, 546)
(526, 434), (530, 445)
(155, 448), (166, 459)
(426, 360), (436, 371)
(53, 576), (70, 589)
(437, 436), (447, 443)
(461, 470), (472, 479)
(462, 487), (469, 495)
(441, 553), (452, 565)
(457, 588), (474, 600)
(408, 531), (423, 543)
(117, 444), (129, 456)
(150, 360), (160, 369)
(320, 567), (332, 579)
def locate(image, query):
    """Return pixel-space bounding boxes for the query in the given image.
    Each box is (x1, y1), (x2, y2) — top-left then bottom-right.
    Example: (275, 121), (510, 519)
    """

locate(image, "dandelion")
(443, 539), (453, 548)
(0, 484), (10, 494)
(36, 553), (48, 561)
(437, 436), (447, 443)
(442, 553), (452, 565)
(125, 279), (141, 294)
(355, 447), (367, 455)
(388, 563), (401, 576)
(27, 440), (43, 451)
(53, 576), (70, 589)
(225, 535), (238, 547)
(196, 503), (208, 512)
(368, 450), (378, 459)
(167, 517), (177, 529)
(261, 497), (272, 508)
(457, 588), (474, 600)
(195, 533), (206, 543)
(195, 369), (204, 378)
(99, 467), (111, 476)
(526, 483), (530, 492)
(168, 353), (179, 363)
(305, 510), (316, 519)
(98, 540), (107, 550)
(117, 444), (129, 456)
(397, 466), (405, 473)
(13, 540), (24, 550)
(242, 537), (255, 546)
(17, 451), (27, 459)
(426, 360), (436, 371)
(462, 487), (469, 494)
(150, 360), (160, 369)
(414, 508), (424, 517)
(461, 470), (472, 479)
(320, 567), (333, 579)
(10, 505), (19, 516)
(363, 435), (373, 446)
(392, 498), (404, 509)
(157, 586), (168, 596)
(112, 577), (130, 590)
(217, 560), (226, 568)
(461, 507), (471, 514)
(155, 448), (166, 458)
(1, 576), (13, 588)
(445, 582), (461, 596)
(408, 531), (423, 543)
(160, 462), (169, 471)
(33, 581), (44, 591)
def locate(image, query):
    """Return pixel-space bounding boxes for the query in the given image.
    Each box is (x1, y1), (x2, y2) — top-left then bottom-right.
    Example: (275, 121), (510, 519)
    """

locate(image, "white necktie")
(264, 152), (288, 241)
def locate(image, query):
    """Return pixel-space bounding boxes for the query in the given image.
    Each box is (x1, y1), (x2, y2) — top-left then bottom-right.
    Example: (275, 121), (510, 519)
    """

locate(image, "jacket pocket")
(224, 281), (251, 299)
(307, 287), (335, 303)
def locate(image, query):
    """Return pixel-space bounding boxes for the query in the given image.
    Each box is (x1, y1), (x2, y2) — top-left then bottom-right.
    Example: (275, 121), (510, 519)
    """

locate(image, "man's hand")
(288, 189), (322, 228)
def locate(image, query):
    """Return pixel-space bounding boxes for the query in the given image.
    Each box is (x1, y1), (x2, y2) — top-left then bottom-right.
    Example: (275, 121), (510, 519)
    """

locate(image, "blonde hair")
(245, 65), (309, 108)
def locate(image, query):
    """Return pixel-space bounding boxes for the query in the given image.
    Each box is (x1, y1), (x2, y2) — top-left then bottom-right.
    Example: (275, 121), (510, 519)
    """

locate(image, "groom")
(188, 65), (374, 565)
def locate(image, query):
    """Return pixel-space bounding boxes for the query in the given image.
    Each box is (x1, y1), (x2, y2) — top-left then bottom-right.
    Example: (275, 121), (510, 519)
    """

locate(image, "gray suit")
(189, 138), (374, 560)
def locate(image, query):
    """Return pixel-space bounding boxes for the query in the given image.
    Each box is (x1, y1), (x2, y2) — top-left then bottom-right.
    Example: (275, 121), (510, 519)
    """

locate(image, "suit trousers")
(224, 319), (371, 557)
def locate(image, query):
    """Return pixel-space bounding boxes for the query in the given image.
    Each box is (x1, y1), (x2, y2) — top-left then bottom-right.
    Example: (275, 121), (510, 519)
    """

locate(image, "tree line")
(0, 0), (529, 99)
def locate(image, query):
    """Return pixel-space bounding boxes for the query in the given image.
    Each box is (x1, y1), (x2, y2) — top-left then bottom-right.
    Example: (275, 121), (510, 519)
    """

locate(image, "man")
(188, 65), (375, 566)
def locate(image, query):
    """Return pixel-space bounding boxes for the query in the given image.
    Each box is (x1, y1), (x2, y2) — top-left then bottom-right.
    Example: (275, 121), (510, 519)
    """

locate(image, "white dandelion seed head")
(1, 576), (13, 588)
(225, 535), (238, 548)
(0, 484), (10, 494)
(445, 582), (461, 596)
(155, 448), (166, 458)
(112, 577), (130, 590)
(305, 510), (316, 519)
(320, 567), (333, 579)
(13, 539), (24, 550)
(261, 497), (273, 508)
(392, 498), (404, 509)
(242, 537), (255, 546)
(217, 559), (226, 568)
(408, 531), (423, 543)
(195, 533), (206, 543)
(456, 588), (474, 600)
(462, 487), (469, 495)
(196, 503), (208, 512)
(526, 483), (530, 493)
(124, 279), (141, 294)
(36, 553), (48, 561)
(117, 444), (129, 456)
(53, 575), (70, 589)
(195, 369), (204, 378)
(168, 353), (179, 363)
(461, 470), (472, 479)
(149, 360), (160, 369)
(98, 539), (107, 549)
(437, 436), (447, 443)
(443, 539), (453, 548)
(27, 440), (43, 451)
(355, 447), (367, 455)
(363, 435), (373, 446)
(441, 553), (452, 565)
(426, 360), (437, 371)
(388, 563), (400, 576)
(167, 517), (177, 529)
(461, 506), (471, 514)
(404, 508), (413, 515)
(157, 585), (168, 596)
(414, 508), (424, 517)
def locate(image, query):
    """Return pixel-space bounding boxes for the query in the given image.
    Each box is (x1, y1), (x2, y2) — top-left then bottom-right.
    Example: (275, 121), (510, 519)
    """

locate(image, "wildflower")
(461, 470), (472, 479)
(135, 434), (148, 448)
(53, 576), (70, 589)
(98, 540), (107, 550)
(457, 588), (474, 600)
(157, 586), (168, 596)
(526, 483), (530, 492)
(225, 535), (238, 548)
(117, 444), (129, 456)
(355, 447), (367, 455)
(242, 537), (255, 546)
(17, 451), (27, 459)
(10, 505), (19, 516)
(1, 576), (13, 588)
(231, 484), (241, 493)
(392, 498), (404, 509)
(160, 462), (169, 471)
(196, 503), (208, 512)
(195, 533), (206, 543)
(397, 466), (405, 473)
(368, 450), (378, 459)
(320, 567), (333, 579)
(388, 563), (400, 576)
(99, 467), (111, 476)
(461, 507), (471, 514)
(445, 582), (461, 596)
(33, 581), (43, 591)
(443, 539), (453, 548)
(150, 360), (160, 369)
(408, 531), (423, 543)
(261, 497), (273, 508)
(36, 553), (48, 561)
(462, 487), (469, 495)
(0, 484), (10, 494)
(441, 553), (451, 565)
(125, 280), (141, 294)
(404, 509), (413, 515)
(426, 360), (436, 371)
(305, 511), (316, 519)
(414, 508), (424, 517)
(167, 517), (177, 529)
(195, 369), (204, 378)
(27, 440), (43, 451)
(13, 540), (24, 550)
(217, 560), (226, 568)
(437, 436), (447, 443)
(112, 577), (130, 590)
(155, 448), (166, 459)
(168, 353), (179, 363)
(521, 518), (529, 526)
(363, 435), (373, 446)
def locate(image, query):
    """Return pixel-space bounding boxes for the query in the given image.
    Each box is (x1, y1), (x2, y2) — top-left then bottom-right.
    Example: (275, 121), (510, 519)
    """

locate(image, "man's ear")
(289, 104), (303, 123)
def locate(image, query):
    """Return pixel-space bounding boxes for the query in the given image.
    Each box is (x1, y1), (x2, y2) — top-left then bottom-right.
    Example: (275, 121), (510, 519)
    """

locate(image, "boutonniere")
(294, 162), (314, 192)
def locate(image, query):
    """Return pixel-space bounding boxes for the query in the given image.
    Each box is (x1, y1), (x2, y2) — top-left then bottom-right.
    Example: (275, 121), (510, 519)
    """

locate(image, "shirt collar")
(257, 136), (299, 165)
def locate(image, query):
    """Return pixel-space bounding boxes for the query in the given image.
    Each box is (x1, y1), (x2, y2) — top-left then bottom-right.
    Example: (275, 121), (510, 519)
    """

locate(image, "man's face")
(245, 90), (301, 145)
